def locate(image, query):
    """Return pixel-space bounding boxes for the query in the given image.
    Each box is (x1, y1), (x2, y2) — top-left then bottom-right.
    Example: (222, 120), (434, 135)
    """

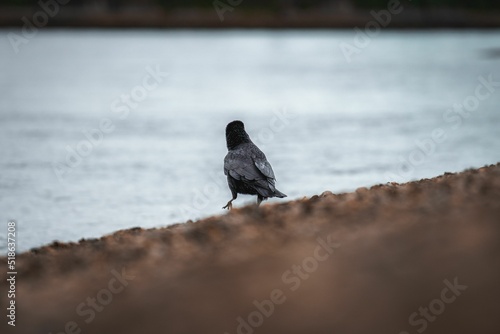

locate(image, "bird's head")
(226, 120), (252, 150)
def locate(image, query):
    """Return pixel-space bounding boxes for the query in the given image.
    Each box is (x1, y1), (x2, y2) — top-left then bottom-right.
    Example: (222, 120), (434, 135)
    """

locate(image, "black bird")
(223, 120), (286, 210)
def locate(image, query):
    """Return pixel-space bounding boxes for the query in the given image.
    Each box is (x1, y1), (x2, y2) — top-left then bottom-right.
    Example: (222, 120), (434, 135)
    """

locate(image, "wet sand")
(2, 163), (500, 334)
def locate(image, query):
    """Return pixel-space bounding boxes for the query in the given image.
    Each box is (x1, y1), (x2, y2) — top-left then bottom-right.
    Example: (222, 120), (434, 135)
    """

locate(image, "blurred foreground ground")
(2, 163), (500, 334)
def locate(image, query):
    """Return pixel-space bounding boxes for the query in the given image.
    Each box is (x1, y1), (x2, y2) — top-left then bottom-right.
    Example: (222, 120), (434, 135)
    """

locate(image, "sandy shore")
(2, 163), (500, 333)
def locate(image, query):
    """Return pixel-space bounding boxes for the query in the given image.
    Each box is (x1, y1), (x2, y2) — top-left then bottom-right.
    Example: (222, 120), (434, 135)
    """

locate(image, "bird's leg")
(223, 199), (234, 210)
(223, 193), (237, 210)
(257, 196), (264, 207)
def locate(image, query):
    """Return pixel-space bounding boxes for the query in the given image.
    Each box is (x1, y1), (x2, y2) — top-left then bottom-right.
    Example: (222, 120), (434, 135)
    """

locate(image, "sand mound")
(2, 164), (500, 334)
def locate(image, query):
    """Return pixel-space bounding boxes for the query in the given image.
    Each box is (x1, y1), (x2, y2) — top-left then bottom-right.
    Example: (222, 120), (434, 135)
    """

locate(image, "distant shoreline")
(2, 9), (500, 29)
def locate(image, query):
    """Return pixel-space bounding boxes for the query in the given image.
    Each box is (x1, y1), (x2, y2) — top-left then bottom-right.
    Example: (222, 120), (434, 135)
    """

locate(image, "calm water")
(0, 29), (499, 252)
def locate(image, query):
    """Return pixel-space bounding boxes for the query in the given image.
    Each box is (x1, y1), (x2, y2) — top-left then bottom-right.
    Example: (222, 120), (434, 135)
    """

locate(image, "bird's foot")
(223, 201), (233, 210)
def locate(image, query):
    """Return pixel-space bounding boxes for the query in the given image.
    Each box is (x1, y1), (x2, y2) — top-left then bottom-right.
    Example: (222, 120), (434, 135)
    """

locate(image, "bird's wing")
(250, 145), (276, 180)
(224, 150), (266, 182)
(254, 158), (276, 180)
(224, 144), (280, 198)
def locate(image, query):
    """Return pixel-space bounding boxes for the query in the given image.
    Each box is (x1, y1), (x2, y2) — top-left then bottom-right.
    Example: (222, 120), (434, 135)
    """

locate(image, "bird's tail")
(255, 180), (287, 199)
(273, 189), (287, 198)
